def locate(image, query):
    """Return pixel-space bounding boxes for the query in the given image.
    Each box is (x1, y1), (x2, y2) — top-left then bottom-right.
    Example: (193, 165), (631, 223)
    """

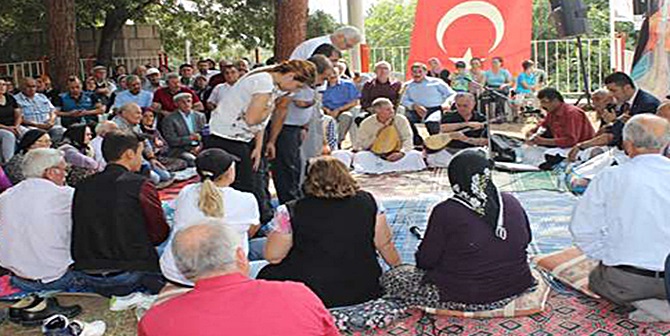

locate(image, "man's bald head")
(656, 102), (670, 122)
(623, 114), (670, 157)
(172, 221), (246, 281)
(95, 120), (119, 137)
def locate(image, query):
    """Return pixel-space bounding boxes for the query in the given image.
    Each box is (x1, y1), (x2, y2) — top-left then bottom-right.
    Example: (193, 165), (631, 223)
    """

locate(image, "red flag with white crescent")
(408, 0), (532, 76)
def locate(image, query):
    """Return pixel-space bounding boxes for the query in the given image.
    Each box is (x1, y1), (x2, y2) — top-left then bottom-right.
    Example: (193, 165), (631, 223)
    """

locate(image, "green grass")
(1, 295), (137, 335)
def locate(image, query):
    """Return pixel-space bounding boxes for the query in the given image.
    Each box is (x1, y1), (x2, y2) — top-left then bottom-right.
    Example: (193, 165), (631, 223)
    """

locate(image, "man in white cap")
(92, 65), (117, 106)
(144, 68), (164, 92)
(161, 92), (206, 166)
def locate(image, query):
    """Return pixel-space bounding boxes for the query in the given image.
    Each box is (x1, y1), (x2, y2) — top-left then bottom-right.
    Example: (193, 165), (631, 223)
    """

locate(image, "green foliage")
(365, 0), (416, 47)
(307, 10), (341, 39)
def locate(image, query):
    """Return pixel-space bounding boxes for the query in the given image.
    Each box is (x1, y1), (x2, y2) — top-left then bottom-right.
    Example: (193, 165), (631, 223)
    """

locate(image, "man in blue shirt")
(55, 76), (104, 128)
(113, 75), (154, 114)
(322, 67), (360, 146)
(401, 62), (455, 145)
(14, 77), (64, 141)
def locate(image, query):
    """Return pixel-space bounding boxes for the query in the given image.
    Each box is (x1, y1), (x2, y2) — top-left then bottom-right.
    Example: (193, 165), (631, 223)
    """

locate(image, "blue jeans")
(248, 237), (267, 261)
(665, 254), (670, 303)
(79, 271), (165, 297)
(10, 270), (87, 293)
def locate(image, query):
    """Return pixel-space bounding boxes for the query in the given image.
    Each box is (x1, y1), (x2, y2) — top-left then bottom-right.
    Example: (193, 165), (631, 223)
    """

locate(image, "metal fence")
(0, 55), (165, 85)
(79, 56), (164, 78)
(0, 60), (47, 85)
(368, 37), (619, 95)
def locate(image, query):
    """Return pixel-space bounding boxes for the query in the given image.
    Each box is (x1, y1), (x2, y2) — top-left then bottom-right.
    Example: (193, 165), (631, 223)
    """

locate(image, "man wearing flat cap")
(161, 92), (206, 166)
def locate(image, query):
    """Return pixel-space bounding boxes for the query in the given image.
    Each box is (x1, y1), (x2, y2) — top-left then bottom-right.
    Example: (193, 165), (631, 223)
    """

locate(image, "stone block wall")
(0, 24), (163, 63)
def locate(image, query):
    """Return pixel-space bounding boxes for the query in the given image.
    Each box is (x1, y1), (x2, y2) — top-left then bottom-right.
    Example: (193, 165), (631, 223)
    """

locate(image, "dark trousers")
(204, 135), (254, 192)
(205, 134), (273, 226)
(252, 134), (274, 226)
(406, 106), (442, 145)
(271, 125), (303, 204)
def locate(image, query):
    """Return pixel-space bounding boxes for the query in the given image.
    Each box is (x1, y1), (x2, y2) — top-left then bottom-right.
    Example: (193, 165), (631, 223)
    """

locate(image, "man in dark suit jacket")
(161, 92), (207, 166)
(604, 72), (661, 147)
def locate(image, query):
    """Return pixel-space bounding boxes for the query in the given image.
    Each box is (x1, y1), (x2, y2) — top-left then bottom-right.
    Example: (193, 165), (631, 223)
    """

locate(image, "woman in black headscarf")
(382, 148), (535, 311)
(58, 123), (100, 186)
(2, 129), (52, 185)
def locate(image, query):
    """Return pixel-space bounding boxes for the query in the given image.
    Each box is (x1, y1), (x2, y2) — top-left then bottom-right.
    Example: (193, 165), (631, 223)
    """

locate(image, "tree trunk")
(96, 7), (130, 68)
(45, 0), (79, 91)
(274, 0), (309, 61)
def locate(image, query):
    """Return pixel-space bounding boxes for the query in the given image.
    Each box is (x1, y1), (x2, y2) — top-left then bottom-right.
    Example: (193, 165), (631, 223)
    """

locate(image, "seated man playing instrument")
(332, 98), (425, 174)
(523, 87), (595, 167)
(425, 92), (488, 168)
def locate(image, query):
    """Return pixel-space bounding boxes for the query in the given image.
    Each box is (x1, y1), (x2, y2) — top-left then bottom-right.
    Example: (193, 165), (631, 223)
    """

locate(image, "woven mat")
(350, 292), (670, 335)
(355, 168), (564, 201)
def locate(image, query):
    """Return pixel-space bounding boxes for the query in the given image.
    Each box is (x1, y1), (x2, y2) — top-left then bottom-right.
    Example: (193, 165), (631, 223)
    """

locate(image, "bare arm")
(244, 93), (273, 126)
(374, 214), (401, 267)
(332, 99), (359, 116)
(264, 232), (293, 264)
(82, 102), (104, 116)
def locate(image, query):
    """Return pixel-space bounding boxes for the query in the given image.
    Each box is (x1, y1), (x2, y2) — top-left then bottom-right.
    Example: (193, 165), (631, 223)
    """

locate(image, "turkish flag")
(408, 0), (532, 77)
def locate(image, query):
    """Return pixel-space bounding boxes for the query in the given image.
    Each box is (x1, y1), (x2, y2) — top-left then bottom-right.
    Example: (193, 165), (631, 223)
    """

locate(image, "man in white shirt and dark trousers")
(0, 149), (79, 292)
(571, 114), (670, 320)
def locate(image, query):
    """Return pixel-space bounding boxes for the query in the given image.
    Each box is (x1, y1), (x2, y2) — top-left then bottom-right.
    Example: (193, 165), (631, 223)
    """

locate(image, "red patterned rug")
(158, 176), (198, 201)
(353, 292), (670, 335)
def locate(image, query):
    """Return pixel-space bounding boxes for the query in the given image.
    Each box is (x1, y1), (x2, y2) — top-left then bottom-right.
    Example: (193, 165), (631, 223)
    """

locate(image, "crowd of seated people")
(2, 24), (670, 332)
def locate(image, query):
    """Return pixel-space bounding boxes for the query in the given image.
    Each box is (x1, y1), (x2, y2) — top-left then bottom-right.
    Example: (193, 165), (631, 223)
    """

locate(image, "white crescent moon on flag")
(436, 1), (505, 54)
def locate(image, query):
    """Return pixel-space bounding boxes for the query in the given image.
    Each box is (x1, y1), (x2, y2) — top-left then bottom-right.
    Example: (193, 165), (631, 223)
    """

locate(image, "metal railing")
(0, 60), (47, 85)
(368, 37), (618, 95)
(79, 56), (163, 78)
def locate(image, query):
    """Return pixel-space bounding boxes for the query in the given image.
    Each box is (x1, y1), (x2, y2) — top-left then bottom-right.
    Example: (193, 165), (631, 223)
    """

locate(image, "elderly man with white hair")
(570, 114), (670, 321)
(139, 223), (339, 336)
(290, 25), (362, 61)
(0, 148), (79, 292)
(360, 61), (403, 114)
(90, 121), (119, 168)
(333, 98), (426, 174)
(160, 92), (206, 166)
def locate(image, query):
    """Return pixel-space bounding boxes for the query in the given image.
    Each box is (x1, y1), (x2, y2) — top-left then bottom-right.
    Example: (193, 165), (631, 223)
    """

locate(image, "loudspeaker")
(549, 0), (591, 37)
(633, 0), (648, 15)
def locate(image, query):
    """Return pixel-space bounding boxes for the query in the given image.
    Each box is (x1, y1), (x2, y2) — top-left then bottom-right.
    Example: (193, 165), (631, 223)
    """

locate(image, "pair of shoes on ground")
(42, 314), (106, 336)
(8, 295), (81, 327)
(109, 291), (156, 312)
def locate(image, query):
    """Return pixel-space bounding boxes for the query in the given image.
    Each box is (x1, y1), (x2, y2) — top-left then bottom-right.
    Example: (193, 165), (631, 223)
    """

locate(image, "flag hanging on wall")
(630, 0), (670, 99)
(407, 0), (532, 76)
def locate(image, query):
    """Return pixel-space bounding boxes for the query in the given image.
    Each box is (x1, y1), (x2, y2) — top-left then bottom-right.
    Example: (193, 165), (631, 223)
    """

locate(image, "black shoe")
(19, 297), (81, 327)
(8, 294), (43, 322)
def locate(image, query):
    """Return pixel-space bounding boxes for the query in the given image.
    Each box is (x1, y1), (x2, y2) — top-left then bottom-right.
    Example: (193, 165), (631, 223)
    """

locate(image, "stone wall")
(0, 24), (163, 63)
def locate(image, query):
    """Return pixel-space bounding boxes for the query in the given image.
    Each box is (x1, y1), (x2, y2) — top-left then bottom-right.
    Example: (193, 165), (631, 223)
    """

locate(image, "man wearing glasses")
(14, 77), (64, 141)
(0, 149), (81, 293)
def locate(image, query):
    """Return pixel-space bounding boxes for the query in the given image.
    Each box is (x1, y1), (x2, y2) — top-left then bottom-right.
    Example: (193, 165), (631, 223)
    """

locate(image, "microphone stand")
(464, 78), (511, 160)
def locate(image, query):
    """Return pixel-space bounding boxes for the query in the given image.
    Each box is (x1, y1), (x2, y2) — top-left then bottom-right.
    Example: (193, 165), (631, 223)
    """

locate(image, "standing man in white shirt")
(289, 26), (361, 61)
(0, 148), (79, 292)
(570, 114), (670, 311)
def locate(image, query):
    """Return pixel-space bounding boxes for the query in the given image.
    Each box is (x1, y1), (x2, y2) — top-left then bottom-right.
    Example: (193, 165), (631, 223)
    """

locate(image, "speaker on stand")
(549, 0), (592, 106)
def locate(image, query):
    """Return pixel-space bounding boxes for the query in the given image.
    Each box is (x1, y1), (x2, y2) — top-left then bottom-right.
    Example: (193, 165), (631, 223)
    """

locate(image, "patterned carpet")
(354, 169), (669, 335)
(348, 292), (670, 335)
(155, 168), (669, 335)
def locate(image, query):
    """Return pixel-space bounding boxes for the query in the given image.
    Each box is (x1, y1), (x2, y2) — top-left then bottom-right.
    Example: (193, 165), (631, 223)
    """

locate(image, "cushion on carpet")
(422, 269), (550, 318)
(533, 246), (600, 298)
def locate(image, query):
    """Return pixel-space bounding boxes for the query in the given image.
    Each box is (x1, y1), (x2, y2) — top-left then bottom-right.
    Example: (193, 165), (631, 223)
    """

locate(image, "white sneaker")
(109, 292), (148, 311)
(70, 320), (106, 336)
